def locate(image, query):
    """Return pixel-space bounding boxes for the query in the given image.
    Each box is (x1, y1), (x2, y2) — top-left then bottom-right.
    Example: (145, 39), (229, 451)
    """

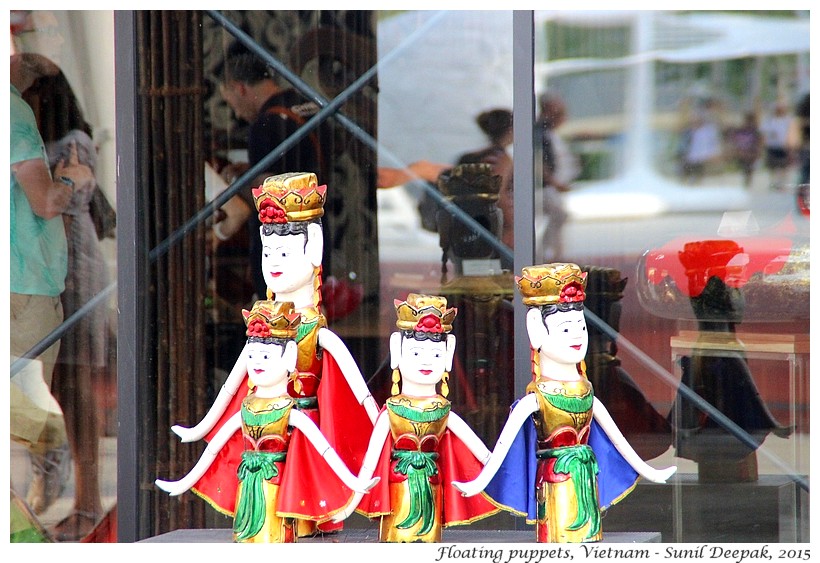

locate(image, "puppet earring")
(391, 369), (401, 396)
(440, 371), (450, 398)
(289, 370), (302, 395)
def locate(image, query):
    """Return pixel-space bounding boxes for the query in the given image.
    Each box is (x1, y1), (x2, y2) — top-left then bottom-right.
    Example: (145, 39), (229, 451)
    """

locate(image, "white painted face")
(540, 308), (588, 365)
(245, 341), (288, 388)
(398, 337), (449, 388)
(261, 233), (315, 295)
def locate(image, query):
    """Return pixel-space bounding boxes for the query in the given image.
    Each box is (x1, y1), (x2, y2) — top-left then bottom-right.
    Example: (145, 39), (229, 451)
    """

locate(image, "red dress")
(191, 306), (372, 521)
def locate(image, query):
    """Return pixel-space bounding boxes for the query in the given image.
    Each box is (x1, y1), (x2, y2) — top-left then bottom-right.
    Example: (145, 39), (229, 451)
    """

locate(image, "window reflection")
(10, 9), (118, 543)
(534, 10), (809, 542)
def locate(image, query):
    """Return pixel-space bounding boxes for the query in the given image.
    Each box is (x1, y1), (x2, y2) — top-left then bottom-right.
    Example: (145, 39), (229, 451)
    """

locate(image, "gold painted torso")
(234, 395), (295, 543)
(289, 306), (326, 398)
(526, 376), (601, 543)
(386, 394), (450, 442)
(240, 395), (294, 449)
(382, 394), (451, 543)
(527, 377), (594, 447)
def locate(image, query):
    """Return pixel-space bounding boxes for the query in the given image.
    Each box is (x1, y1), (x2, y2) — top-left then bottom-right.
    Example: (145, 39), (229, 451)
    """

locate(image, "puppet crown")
(394, 293), (457, 333)
(516, 263), (587, 306)
(242, 300), (301, 340)
(252, 172), (326, 224)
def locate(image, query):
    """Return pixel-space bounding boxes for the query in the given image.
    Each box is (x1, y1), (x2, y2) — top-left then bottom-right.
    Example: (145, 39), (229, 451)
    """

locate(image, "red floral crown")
(242, 300), (301, 340)
(394, 293), (457, 333)
(516, 263), (587, 306)
(251, 172), (326, 225)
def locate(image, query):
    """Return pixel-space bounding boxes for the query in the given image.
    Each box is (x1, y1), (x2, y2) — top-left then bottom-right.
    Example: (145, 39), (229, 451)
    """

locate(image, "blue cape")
(482, 402), (639, 522)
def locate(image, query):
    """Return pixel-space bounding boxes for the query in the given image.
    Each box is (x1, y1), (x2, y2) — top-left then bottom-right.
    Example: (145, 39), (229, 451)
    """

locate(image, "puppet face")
(245, 341), (288, 388)
(538, 308), (588, 366)
(397, 337), (450, 389)
(261, 233), (315, 295)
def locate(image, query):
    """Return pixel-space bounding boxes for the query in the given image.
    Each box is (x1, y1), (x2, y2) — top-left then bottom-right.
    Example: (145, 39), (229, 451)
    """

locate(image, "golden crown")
(251, 172), (326, 224)
(516, 263), (587, 306)
(242, 300), (301, 340)
(394, 293), (457, 333)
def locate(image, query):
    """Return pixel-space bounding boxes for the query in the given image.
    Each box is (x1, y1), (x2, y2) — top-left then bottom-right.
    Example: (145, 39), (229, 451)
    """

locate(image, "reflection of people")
(168, 173), (378, 536)
(457, 108), (514, 249)
(680, 106), (723, 185)
(728, 112), (762, 189)
(760, 101), (794, 191)
(47, 131), (111, 540)
(794, 93), (809, 186)
(156, 300), (378, 543)
(538, 92), (579, 262)
(10, 52), (94, 519)
(457, 108), (513, 169)
(332, 294), (498, 542)
(453, 264), (675, 543)
(215, 51), (325, 300)
(23, 63), (115, 541)
(377, 160), (449, 189)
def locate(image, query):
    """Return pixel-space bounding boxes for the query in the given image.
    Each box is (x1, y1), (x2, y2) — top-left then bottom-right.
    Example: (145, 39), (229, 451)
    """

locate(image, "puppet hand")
(451, 480), (481, 498)
(155, 478), (189, 496)
(332, 505), (355, 524)
(646, 465), (677, 484)
(171, 425), (199, 442)
(353, 476), (380, 494)
(641, 465), (678, 483)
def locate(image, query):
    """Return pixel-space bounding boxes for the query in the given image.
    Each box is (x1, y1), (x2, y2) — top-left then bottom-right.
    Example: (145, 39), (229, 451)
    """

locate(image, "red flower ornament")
(415, 313), (443, 333)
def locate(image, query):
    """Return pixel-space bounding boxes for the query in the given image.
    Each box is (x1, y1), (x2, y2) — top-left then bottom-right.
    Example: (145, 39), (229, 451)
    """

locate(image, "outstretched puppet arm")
(331, 410), (391, 523)
(318, 328), (380, 423)
(592, 397), (676, 483)
(156, 411), (242, 496)
(452, 393), (539, 497)
(289, 409), (380, 494)
(447, 412), (491, 464)
(172, 343), (249, 442)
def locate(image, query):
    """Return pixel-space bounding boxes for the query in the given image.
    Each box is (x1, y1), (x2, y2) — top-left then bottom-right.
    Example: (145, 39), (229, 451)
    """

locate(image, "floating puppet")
(453, 263), (676, 543)
(155, 300), (378, 542)
(170, 173), (378, 535)
(332, 294), (500, 542)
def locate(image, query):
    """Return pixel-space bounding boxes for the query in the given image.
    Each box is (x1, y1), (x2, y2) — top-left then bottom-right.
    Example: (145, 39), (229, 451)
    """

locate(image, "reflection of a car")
(638, 236), (810, 323)
(637, 235), (807, 481)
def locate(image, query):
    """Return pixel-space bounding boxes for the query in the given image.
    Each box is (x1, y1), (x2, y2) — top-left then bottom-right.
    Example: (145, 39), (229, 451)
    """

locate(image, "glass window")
(10, 9), (118, 543)
(533, 10), (809, 543)
(10, 9), (807, 546)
